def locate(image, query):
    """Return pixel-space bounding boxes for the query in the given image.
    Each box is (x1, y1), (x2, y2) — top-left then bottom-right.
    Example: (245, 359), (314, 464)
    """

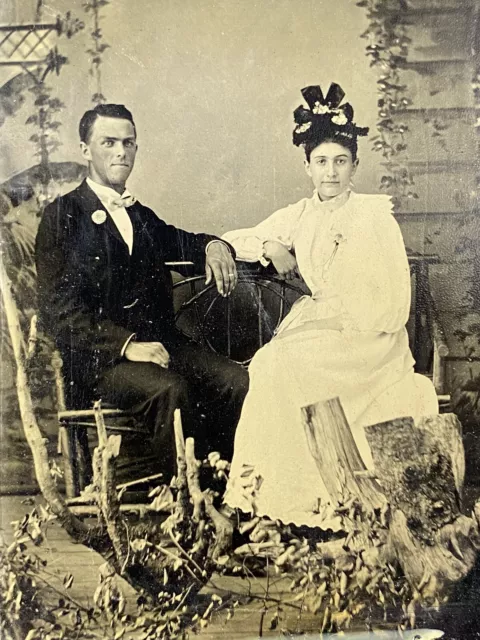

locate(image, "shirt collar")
(86, 177), (132, 207)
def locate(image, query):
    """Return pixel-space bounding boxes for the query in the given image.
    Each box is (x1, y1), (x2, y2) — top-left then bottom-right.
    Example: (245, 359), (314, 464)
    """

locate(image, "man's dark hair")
(79, 104), (136, 143)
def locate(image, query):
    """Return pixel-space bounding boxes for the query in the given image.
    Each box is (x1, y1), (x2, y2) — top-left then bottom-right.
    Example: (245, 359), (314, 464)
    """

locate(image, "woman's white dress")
(222, 190), (438, 528)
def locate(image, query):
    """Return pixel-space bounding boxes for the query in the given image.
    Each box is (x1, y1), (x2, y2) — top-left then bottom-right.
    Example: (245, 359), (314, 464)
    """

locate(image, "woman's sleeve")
(222, 200), (306, 265)
(341, 202), (411, 333)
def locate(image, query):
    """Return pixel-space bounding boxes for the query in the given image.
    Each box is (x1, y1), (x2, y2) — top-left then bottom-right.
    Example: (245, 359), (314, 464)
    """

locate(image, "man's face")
(81, 116), (137, 190)
(305, 141), (358, 201)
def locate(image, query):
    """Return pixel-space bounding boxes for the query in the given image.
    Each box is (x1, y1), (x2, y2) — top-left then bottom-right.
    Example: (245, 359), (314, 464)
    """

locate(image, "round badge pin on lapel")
(91, 210), (107, 224)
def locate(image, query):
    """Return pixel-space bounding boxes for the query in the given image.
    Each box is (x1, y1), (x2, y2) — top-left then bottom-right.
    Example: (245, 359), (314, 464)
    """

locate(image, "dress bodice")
(223, 189), (411, 334)
(293, 189), (352, 298)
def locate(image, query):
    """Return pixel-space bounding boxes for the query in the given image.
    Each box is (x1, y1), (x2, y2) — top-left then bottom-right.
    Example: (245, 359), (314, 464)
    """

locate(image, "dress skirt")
(224, 325), (438, 529)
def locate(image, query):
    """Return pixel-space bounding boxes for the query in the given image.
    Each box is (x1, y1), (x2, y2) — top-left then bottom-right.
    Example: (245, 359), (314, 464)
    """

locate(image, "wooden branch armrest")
(58, 408), (127, 419)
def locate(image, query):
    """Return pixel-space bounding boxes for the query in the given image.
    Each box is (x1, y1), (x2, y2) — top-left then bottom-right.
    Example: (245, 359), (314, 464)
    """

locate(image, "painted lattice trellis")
(0, 22), (58, 66)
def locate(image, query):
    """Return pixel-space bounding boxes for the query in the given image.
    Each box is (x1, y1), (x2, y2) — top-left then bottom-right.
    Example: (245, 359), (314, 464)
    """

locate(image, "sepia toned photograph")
(0, 0), (479, 638)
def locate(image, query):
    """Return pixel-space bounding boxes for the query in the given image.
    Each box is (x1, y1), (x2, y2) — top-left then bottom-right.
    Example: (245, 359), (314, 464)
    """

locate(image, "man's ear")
(80, 141), (91, 162)
(304, 159), (312, 178)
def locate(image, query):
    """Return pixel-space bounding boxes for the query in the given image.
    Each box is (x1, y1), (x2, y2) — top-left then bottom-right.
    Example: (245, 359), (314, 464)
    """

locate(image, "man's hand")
(205, 242), (238, 296)
(263, 240), (298, 280)
(124, 341), (170, 368)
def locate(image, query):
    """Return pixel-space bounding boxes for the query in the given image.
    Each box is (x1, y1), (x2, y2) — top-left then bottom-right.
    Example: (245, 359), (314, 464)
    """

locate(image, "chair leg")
(76, 426), (93, 491)
(58, 424), (79, 498)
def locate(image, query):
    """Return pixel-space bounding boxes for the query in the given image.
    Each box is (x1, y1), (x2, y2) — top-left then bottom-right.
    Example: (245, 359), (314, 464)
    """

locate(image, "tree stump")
(302, 397), (480, 599)
(364, 412), (480, 597)
(365, 415), (462, 544)
(301, 398), (386, 511)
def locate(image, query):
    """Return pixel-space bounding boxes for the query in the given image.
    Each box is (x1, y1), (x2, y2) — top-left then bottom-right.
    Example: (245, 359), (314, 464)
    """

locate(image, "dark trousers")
(96, 338), (249, 477)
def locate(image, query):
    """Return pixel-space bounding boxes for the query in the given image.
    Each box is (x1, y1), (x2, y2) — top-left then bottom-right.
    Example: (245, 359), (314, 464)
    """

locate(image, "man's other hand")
(205, 242), (238, 296)
(263, 240), (298, 280)
(124, 341), (170, 368)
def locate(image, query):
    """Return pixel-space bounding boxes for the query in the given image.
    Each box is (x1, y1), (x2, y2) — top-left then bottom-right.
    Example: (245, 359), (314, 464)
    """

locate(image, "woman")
(222, 83), (438, 529)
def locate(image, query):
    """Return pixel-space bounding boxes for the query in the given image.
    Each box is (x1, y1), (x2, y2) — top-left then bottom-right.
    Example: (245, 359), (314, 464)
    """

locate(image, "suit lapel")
(75, 179), (130, 253)
(128, 202), (154, 254)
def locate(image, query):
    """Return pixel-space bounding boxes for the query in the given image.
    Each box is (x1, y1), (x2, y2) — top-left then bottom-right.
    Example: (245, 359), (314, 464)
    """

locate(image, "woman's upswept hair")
(303, 132), (359, 162)
(292, 83), (368, 162)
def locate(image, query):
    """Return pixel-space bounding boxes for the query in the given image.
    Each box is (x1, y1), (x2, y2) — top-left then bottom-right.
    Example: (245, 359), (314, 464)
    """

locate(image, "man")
(35, 103), (249, 476)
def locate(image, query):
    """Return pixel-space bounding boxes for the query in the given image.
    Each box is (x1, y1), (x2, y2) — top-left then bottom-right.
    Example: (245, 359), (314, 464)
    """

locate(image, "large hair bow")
(302, 83), (353, 120)
(292, 82), (369, 145)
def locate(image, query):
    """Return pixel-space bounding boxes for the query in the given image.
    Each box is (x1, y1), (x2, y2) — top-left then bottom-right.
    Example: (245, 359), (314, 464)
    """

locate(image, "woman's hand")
(263, 240), (298, 280)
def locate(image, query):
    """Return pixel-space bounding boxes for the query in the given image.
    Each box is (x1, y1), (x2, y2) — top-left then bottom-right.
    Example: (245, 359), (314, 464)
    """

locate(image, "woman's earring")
(349, 179), (355, 189)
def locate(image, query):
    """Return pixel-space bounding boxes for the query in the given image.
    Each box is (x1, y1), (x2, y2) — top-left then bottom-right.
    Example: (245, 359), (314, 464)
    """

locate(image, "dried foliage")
(83, 411), (235, 599)
(0, 468), (421, 638)
(0, 511), (101, 640)
(0, 508), (228, 639)
(228, 492), (421, 634)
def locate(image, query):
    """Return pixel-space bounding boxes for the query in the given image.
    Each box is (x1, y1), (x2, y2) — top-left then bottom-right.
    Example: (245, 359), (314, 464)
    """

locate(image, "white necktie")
(106, 192), (135, 254)
(111, 193), (137, 210)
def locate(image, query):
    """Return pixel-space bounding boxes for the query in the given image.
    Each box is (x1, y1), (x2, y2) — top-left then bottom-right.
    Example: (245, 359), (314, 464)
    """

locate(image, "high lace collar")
(312, 188), (351, 213)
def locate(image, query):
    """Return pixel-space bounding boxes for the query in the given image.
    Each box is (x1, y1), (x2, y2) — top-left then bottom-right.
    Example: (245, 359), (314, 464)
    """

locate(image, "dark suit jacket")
(35, 179), (228, 395)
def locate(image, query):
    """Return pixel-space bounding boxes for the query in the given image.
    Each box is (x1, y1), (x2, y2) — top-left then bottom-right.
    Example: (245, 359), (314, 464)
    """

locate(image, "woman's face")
(305, 141), (358, 201)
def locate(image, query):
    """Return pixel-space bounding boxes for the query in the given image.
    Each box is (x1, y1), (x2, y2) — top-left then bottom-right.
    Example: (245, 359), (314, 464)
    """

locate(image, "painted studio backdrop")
(1, 0), (480, 637)
(2, 0), (478, 485)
